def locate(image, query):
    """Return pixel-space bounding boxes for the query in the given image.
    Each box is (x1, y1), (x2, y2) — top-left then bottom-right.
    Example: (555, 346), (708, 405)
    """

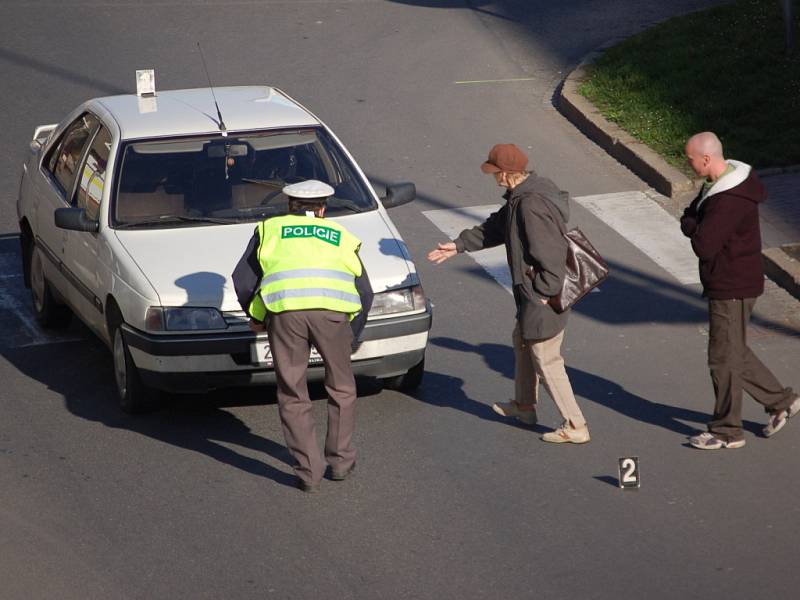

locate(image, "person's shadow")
(409, 368), (548, 432)
(428, 336), (763, 436)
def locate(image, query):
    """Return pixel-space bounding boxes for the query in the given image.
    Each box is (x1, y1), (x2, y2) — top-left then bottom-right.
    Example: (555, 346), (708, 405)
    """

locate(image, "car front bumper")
(123, 304), (432, 393)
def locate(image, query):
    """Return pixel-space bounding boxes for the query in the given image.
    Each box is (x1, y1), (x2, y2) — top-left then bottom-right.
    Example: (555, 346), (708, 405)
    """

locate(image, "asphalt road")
(2, 1), (800, 599)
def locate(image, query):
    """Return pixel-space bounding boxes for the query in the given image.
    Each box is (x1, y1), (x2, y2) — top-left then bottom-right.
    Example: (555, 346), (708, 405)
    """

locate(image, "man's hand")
(249, 319), (266, 332)
(427, 242), (457, 264)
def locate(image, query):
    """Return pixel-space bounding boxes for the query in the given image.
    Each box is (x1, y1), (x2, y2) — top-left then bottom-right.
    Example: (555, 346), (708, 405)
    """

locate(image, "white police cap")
(282, 179), (334, 200)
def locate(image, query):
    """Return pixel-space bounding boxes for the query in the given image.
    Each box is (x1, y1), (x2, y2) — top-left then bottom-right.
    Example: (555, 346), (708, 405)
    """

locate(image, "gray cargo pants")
(707, 298), (795, 441)
(267, 309), (357, 485)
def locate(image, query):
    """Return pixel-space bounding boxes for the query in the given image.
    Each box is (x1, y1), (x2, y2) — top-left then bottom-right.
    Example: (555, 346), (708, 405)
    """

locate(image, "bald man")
(681, 132), (798, 450)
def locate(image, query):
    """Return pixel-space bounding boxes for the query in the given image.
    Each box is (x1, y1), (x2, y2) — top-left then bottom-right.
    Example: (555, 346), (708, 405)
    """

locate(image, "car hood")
(113, 212), (415, 311)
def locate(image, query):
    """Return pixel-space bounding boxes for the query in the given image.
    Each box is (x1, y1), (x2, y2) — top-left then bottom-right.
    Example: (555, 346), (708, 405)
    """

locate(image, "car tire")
(29, 243), (72, 328)
(381, 356), (425, 392)
(111, 322), (160, 414)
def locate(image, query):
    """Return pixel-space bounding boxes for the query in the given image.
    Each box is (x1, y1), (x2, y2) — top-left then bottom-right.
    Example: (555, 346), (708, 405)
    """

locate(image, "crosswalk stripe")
(423, 205), (513, 294)
(0, 253), (84, 347)
(422, 191), (700, 291)
(574, 192), (699, 285)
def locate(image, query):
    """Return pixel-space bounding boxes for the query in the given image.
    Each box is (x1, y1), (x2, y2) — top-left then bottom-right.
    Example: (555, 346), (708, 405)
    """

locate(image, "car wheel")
(381, 356), (425, 392)
(29, 243), (71, 328)
(112, 323), (160, 414)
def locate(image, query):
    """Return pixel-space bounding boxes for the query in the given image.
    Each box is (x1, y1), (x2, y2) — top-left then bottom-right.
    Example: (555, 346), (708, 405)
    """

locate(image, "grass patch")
(578, 0), (800, 173)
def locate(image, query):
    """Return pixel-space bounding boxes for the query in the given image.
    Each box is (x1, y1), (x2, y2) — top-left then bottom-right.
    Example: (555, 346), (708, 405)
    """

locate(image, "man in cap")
(427, 144), (590, 443)
(233, 179), (373, 491)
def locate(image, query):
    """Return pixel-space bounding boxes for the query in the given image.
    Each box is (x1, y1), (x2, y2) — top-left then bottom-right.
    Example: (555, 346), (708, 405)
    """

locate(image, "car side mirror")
(381, 182), (416, 209)
(55, 207), (99, 233)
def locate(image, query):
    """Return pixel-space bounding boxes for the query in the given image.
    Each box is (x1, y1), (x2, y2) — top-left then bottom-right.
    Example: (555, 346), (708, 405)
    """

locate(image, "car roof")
(92, 86), (319, 140)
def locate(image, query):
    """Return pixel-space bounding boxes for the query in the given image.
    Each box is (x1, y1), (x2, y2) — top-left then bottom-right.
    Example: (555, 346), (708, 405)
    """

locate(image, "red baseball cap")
(480, 143), (529, 173)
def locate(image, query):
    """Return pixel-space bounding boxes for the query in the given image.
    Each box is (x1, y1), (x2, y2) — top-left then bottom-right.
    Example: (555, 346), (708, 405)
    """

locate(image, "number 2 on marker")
(618, 457), (640, 489)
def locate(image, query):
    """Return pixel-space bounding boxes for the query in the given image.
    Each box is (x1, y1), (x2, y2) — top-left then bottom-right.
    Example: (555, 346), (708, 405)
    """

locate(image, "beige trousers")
(513, 323), (586, 428)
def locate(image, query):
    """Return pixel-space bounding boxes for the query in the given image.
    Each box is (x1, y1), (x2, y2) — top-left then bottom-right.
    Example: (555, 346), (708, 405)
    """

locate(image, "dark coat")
(454, 173), (569, 340)
(680, 164), (765, 299)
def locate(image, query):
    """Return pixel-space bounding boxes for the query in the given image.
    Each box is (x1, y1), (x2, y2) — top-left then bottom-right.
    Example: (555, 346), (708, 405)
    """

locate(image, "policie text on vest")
(282, 224), (341, 246)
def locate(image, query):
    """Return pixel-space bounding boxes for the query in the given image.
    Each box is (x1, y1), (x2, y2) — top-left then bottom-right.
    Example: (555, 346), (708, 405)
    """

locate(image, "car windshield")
(112, 127), (376, 228)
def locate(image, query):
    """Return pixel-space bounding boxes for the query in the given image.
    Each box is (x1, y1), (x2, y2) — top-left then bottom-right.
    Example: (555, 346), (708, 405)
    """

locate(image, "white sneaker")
(689, 432), (746, 450)
(541, 422), (590, 444)
(763, 395), (800, 438)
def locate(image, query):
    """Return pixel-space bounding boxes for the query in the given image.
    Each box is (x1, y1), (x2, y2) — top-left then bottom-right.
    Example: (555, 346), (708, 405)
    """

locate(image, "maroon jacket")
(680, 163), (765, 299)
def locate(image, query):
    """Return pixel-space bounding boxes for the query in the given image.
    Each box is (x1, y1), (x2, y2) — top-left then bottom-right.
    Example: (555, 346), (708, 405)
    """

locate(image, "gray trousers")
(267, 310), (356, 485)
(707, 298), (795, 441)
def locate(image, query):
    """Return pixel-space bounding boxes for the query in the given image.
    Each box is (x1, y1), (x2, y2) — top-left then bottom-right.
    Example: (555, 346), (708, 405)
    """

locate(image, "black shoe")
(296, 478), (321, 493)
(330, 462), (356, 481)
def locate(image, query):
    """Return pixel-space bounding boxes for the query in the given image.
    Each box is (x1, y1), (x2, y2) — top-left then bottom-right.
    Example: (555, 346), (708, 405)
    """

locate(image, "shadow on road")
(0, 326), (381, 489)
(2, 334), (297, 487)
(0, 46), (127, 96)
(408, 368), (548, 433)
(429, 336), (764, 436)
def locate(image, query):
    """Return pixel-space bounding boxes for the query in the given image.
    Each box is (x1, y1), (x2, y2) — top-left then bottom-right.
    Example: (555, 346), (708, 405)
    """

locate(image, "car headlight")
(145, 307), (227, 331)
(368, 285), (426, 317)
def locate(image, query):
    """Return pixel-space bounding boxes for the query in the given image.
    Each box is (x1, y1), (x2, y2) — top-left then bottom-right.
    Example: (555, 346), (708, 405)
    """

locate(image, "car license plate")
(251, 340), (324, 367)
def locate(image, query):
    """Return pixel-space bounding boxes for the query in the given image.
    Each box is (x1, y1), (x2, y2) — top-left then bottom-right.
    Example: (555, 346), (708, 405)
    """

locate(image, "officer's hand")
(427, 242), (457, 264)
(249, 319), (266, 332)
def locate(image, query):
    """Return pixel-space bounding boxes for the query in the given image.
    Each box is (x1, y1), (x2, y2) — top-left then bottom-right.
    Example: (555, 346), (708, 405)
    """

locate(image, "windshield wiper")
(240, 177), (283, 188)
(115, 215), (235, 229)
(327, 198), (365, 214)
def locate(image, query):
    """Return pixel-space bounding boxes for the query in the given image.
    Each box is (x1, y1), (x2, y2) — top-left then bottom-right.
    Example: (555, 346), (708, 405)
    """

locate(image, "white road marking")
(0, 253), (83, 347)
(423, 191), (700, 292)
(423, 205), (513, 295)
(574, 192), (700, 285)
(0, 287), (47, 344)
(454, 77), (538, 84)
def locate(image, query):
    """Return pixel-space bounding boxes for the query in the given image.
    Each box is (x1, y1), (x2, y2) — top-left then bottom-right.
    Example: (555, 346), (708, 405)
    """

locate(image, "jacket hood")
(508, 173), (570, 221)
(700, 160), (766, 207)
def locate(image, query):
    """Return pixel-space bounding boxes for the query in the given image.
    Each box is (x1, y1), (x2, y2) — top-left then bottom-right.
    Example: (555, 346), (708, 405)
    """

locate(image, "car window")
(113, 127), (377, 228)
(45, 113), (99, 197)
(74, 125), (112, 221)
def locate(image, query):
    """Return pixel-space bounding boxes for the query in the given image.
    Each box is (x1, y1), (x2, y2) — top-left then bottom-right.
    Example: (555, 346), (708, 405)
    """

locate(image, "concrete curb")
(763, 245), (800, 301)
(557, 56), (695, 198)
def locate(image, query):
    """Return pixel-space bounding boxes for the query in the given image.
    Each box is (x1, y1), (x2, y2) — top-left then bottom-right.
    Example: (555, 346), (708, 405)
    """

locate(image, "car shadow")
(0, 324), (381, 488)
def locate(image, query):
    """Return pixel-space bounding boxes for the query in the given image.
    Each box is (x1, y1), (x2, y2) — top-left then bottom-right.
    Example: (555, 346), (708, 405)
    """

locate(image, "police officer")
(233, 180), (373, 492)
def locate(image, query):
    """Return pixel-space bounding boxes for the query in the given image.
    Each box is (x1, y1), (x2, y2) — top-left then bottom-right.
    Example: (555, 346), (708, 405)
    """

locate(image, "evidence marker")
(618, 456), (640, 490)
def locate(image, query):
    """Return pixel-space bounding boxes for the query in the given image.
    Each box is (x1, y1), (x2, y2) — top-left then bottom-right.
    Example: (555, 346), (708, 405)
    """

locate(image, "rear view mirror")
(207, 143), (249, 158)
(55, 207), (99, 233)
(381, 182), (416, 209)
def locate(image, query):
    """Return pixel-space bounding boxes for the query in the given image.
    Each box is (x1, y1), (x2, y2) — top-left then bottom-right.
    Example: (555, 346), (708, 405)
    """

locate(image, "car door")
(33, 113), (99, 303)
(63, 123), (112, 334)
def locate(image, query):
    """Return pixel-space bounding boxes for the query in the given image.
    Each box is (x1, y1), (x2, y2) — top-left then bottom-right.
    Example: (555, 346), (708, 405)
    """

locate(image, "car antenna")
(197, 42), (227, 137)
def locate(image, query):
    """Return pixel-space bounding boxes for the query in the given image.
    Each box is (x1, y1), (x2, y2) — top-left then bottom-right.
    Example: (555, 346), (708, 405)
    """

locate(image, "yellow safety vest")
(253, 215), (362, 318)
